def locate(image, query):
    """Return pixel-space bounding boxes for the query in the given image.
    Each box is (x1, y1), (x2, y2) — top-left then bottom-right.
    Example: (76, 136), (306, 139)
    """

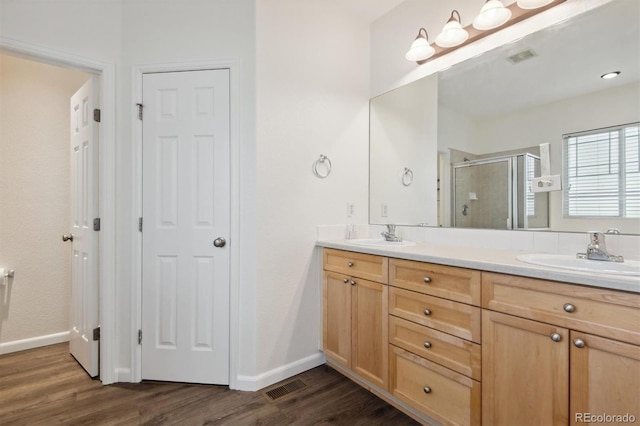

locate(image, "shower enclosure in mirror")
(453, 154), (548, 230)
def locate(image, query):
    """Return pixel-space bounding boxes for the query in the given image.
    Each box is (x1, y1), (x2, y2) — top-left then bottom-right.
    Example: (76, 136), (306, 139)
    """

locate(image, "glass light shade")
(405, 36), (435, 62)
(517, 0), (554, 9)
(473, 0), (512, 30)
(435, 20), (469, 48)
(601, 71), (621, 79)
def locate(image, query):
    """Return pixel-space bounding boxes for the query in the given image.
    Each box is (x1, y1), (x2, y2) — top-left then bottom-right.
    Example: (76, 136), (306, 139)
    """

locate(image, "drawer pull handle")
(343, 278), (349, 284)
(573, 338), (586, 348)
(550, 333), (562, 342)
(423, 341), (431, 349)
(563, 303), (575, 313)
(423, 386), (432, 394)
(347, 262), (354, 267)
(350, 280), (356, 286)
(423, 309), (432, 316)
(423, 276), (431, 283)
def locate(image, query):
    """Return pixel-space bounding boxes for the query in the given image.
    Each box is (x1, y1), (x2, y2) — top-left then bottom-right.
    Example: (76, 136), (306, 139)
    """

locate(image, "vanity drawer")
(323, 249), (388, 283)
(390, 287), (481, 343)
(390, 346), (481, 426)
(390, 315), (481, 381)
(482, 272), (640, 345)
(390, 259), (481, 306)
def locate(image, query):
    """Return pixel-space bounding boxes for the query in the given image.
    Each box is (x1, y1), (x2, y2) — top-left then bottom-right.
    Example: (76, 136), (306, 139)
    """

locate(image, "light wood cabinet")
(482, 272), (640, 425)
(322, 248), (640, 426)
(390, 315), (481, 381)
(390, 346), (481, 426)
(390, 259), (481, 306)
(322, 250), (388, 390)
(570, 331), (640, 426)
(323, 271), (352, 368)
(388, 258), (482, 425)
(482, 310), (569, 425)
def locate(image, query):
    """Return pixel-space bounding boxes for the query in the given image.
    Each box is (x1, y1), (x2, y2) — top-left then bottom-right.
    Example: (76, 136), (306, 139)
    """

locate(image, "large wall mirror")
(369, 0), (640, 234)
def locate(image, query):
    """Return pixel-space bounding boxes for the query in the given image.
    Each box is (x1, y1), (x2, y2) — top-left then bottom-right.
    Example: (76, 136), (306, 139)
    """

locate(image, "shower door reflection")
(453, 154), (548, 230)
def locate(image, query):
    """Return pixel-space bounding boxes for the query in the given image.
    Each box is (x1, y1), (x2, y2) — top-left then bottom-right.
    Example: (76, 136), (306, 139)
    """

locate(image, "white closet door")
(141, 69), (230, 384)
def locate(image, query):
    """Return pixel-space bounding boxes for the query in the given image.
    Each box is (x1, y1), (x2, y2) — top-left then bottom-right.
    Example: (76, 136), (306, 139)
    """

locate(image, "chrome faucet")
(576, 231), (624, 262)
(381, 224), (402, 242)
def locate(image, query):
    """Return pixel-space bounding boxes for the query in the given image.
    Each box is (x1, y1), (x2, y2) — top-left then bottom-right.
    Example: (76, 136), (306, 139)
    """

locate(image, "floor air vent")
(264, 379), (306, 401)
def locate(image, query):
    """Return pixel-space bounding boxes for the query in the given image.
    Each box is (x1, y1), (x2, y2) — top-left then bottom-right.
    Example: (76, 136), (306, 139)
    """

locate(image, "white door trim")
(132, 60), (240, 388)
(0, 37), (117, 385)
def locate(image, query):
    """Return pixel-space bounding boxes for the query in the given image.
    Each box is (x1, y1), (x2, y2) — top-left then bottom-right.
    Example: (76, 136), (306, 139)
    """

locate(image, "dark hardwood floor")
(0, 343), (418, 425)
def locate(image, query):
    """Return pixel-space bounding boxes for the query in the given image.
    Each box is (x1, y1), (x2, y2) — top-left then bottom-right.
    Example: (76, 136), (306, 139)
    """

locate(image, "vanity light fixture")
(405, 28), (436, 62)
(517, 0), (554, 9)
(601, 71), (621, 80)
(406, 0), (566, 65)
(473, 0), (512, 30)
(435, 10), (469, 48)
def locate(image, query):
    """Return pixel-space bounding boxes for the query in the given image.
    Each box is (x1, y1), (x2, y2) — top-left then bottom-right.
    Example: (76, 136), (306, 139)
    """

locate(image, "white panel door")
(141, 69), (230, 384)
(69, 77), (100, 377)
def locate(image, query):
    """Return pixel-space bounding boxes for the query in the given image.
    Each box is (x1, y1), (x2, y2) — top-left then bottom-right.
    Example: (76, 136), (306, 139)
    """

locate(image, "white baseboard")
(114, 367), (133, 382)
(0, 331), (70, 355)
(234, 352), (326, 391)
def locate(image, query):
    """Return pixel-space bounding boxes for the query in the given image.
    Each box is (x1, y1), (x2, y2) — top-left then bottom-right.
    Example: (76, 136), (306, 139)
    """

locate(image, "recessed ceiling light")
(601, 71), (621, 80)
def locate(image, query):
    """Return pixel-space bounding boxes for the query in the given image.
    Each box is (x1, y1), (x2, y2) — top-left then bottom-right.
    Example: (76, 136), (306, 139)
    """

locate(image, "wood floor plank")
(0, 343), (419, 425)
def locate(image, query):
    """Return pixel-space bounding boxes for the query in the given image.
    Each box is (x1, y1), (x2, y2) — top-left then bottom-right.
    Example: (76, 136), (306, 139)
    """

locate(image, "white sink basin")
(516, 254), (640, 276)
(345, 238), (416, 248)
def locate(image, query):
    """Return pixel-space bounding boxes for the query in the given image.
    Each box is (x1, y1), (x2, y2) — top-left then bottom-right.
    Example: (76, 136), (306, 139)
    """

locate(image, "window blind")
(563, 123), (640, 218)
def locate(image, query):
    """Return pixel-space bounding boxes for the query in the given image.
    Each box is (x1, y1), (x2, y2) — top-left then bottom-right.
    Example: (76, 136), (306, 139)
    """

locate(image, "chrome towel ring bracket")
(402, 167), (414, 186)
(313, 154), (332, 179)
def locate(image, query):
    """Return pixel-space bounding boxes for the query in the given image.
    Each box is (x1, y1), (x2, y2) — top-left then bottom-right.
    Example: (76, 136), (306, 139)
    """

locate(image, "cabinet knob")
(573, 338), (586, 348)
(423, 386), (432, 394)
(347, 262), (354, 267)
(550, 333), (562, 342)
(563, 303), (576, 313)
(423, 276), (431, 283)
(350, 280), (356, 286)
(423, 309), (431, 316)
(423, 341), (431, 349)
(343, 278), (349, 284)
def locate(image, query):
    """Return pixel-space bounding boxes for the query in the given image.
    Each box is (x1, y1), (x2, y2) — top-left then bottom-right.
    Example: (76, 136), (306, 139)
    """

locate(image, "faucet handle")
(588, 231), (605, 246)
(386, 224), (396, 233)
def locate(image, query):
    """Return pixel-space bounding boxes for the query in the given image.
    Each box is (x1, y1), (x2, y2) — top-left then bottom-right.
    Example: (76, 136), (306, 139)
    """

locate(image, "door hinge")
(93, 108), (101, 123)
(138, 217), (143, 232)
(93, 217), (101, 231)
(93, 327), (100, 341)
(136, 103), (143, 120)
(138, 329), (142, 345)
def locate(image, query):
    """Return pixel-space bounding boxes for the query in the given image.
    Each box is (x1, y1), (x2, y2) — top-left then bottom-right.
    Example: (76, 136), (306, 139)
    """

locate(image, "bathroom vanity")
(318, 242), (640, 426)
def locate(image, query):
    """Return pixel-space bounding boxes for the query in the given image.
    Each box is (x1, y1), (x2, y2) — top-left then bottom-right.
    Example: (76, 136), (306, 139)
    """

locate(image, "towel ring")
(313, 154), (332, 179)
(402, 167), (413, 186)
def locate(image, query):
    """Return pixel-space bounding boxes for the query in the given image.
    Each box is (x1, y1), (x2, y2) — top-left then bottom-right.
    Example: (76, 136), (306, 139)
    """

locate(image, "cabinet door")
(323, 271), (352, 368)
(352, 277), (388, 390)
(483, 310), (569, 426)
(570, 332), (640, 425)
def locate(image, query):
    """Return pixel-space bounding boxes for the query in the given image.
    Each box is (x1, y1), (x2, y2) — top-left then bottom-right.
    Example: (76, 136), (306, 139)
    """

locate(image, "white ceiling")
(438, 0), (640, 117)
(331, 0), (406, 23)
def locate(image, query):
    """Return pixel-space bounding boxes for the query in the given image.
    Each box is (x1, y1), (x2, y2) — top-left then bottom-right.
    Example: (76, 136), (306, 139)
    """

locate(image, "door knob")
(213, 237), (226, 248)
(62, 234), (74, 242)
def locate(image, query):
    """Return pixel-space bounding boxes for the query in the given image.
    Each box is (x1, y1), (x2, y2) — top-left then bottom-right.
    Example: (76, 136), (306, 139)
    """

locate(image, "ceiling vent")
(506, 49), (537, 64)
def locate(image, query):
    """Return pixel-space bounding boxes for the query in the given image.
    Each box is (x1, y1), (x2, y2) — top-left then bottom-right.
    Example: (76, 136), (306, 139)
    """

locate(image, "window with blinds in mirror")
(563, 123), (640, 218)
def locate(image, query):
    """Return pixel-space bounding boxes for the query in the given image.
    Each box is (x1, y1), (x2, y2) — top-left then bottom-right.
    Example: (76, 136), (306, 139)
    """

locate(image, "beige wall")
(0, 54), (89, 346)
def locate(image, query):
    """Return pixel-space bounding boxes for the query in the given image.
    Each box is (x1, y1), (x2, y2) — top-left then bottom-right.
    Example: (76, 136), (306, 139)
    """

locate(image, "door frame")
(0, 37), (117, 384)
(132, 60), (240, 387)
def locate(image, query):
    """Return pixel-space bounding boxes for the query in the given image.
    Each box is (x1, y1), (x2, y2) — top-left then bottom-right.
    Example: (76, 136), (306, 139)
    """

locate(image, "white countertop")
(317, 239), (640, 294)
